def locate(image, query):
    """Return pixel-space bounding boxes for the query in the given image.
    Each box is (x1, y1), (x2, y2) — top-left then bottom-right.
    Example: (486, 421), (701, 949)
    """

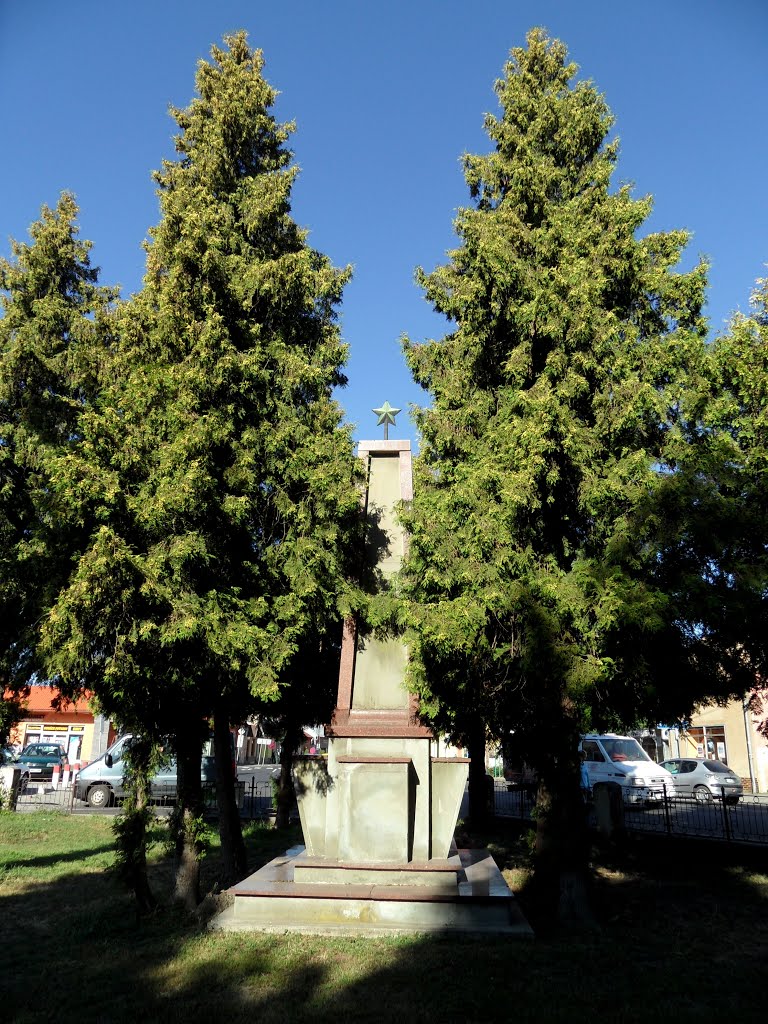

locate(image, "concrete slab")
(294, 853), (461, 890)
(210, 846), (533, 938)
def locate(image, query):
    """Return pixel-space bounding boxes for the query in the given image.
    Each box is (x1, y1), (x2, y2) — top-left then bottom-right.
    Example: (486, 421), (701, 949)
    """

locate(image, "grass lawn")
(1, 811), (766, 1023)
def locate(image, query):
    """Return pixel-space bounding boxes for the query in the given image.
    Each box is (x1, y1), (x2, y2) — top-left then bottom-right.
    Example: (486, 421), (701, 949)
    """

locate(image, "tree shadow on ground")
(2, 819), (767, 1024)
(1, 842), (115, 871)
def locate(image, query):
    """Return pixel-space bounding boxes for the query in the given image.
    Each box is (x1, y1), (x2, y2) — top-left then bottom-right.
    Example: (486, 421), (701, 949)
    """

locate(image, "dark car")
(659, 757), (743, 805)
(14, 743), (69, 782)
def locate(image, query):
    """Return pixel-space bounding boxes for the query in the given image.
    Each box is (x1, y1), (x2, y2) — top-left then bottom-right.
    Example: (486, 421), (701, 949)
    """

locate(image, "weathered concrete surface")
(212, 846), (533, 937)
(211, 439), (530, 938)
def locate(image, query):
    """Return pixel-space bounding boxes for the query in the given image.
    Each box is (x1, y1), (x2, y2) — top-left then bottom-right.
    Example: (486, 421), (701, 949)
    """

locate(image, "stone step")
(213, 846), (533, 937)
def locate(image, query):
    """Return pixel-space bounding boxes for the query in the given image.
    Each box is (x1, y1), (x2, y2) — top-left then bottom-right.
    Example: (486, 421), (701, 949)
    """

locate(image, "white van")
(580, 734), (675, 805)
(75, 734), (218, 808)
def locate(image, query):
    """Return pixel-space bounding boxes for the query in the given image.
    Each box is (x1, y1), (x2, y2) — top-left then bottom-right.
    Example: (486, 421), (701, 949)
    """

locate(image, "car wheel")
(19, 772), (30, 794)
(87, 784), (112, 808)
(726, 796), (741, 806)
(693, 785), (712, 804)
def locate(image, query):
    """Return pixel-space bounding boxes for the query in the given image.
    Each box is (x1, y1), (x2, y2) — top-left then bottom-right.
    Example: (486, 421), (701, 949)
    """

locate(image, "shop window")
(686, 725), (727, 764)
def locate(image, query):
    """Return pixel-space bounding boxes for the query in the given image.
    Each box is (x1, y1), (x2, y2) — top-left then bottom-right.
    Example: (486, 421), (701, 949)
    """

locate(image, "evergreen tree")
(41, 35), (362, 904)
(0, 692), (26, 749)
(0, 194), (115, 693)
(400, 29), (730, 925)
(707, 275), (768, 699)
(259, 617), (346, 829)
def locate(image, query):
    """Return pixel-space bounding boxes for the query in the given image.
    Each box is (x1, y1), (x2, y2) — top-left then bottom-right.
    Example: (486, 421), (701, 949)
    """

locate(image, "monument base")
(210, 845), (533, 937)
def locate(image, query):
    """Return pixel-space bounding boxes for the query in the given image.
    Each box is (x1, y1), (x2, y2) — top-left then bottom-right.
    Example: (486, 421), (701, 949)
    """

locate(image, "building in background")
(6, 685), (113, 764)
(656, 696), (768, 793)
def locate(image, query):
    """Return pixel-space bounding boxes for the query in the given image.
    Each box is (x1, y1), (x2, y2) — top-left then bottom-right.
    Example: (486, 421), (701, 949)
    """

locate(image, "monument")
(212, 409), (531, 936)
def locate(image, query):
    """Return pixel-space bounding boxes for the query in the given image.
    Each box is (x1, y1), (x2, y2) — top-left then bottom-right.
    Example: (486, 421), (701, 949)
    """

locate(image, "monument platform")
(212, 845), (533, 937)
(210, 436), (532, 939)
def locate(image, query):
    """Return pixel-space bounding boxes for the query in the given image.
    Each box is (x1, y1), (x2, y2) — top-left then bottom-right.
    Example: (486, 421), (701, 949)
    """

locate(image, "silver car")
(659, 758), (743, 805)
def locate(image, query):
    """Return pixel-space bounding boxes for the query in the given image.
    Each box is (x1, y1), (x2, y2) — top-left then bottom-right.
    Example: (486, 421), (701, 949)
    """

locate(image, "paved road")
(237, 763), (278, 785)
(625, 796), (768, 842)
(493, 783), (768, 844)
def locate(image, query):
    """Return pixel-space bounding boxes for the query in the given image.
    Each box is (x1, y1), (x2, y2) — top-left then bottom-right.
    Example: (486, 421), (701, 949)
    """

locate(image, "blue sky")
(1, 1), (766, 447)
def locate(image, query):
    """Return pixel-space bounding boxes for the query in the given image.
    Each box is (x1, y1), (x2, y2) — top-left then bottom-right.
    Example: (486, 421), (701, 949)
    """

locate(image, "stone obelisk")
(215, 417), (531, 936)
(294, 437), (468, 874)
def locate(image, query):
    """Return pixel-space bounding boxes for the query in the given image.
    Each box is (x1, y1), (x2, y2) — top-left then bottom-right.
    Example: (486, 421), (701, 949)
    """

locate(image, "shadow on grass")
(1, 815), (767, 1023)
(0, 842), (116, 871)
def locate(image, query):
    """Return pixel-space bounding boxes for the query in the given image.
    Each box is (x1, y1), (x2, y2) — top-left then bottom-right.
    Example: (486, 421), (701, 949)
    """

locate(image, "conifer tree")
(0, 194), (115, 693)
(41, 35), (362, 904)
(710, 274), (768, 535)
(707, 275), (768, 689)
(400, 30), (725, 924)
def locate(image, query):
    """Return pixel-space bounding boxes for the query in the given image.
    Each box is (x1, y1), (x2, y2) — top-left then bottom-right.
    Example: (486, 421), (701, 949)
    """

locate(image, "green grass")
(1, 811), (767, 1023)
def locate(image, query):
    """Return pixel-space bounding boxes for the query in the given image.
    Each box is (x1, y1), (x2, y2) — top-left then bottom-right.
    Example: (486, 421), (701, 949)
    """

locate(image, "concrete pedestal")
(211, 439), (531, 938)
(213, 845), (532, 937)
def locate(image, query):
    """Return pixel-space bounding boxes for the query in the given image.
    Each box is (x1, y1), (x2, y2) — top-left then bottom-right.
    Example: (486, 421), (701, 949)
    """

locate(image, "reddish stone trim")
(230, 881), (506, 906)
(328, 724), (433, 739)
(335, 617), (357, 712)
(328, 437), (432, 741)
(408, 691), (423, 724)
(328, 708), (432, 739)
(298, 855), (459, 872)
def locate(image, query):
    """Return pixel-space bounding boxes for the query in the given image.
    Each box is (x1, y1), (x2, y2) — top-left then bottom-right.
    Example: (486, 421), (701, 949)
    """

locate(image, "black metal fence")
(2, 771), (276, 820)
(3, 775), (78, 813)
(493, 783), (537, 821)
(202, 778), (277, 822)
(620, 787), (768, 844)
(493, 780), (768, 845)
(11, 769), (766, 847)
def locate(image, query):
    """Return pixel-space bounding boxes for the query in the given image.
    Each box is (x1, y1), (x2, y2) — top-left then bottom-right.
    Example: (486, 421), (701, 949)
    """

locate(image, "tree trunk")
(172, 728), (203, 911)
(113, 740), (157, 917)
(534, 758), (595, 932)
(214, 708), (248, 886)
(274, 722), (300, 830)
(467, 715), (491, 827)
(130, 768), (158, 916)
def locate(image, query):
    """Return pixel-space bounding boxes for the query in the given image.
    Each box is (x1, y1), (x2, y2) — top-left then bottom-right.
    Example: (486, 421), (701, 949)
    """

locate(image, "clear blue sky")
(2, 1), (766, 447)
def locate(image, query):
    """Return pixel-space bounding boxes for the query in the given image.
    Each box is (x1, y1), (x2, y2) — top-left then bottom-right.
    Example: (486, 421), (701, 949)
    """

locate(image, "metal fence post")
(720, 793), (732, 842)
(662, 783), (673, 835)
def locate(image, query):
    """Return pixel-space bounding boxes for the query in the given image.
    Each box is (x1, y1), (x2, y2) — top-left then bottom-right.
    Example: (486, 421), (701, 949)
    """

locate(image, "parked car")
(659, 758), (743, 804)
(75, 734), (218, 808)
(580, 734), (676, 805)
(13, 743), (69, 782)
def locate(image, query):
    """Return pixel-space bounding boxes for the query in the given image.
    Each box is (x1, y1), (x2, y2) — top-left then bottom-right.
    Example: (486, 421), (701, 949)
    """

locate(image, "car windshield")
(600, 738), (651, 762)
(703, 760), (732, 774)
